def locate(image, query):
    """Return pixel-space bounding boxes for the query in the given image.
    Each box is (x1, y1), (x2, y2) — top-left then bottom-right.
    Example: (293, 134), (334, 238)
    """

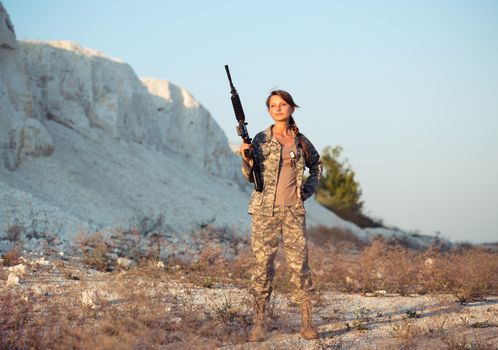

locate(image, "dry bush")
(354, 238), (423, 294)
(179, 244), (252, 289)
(75, 227), (163, 272)
(308, 225), (365, 251)
(390, 320), (425, 349)
(309, 235), (498, 298)
(1, 245), (22, 267)
(6, 224), (23, 243)
(345, 307), (373, 331)
(435, 248), (498, 302)
(354, 238), (498, 297)
(387, 315), (497, 350)
(440, 333), (498, 350)
(165, 226), (253, 290)
(76, 232), (111, 271)
(0, 290), (33, 348)
(308, 239), (359, 293)
(197, 244), (224, 267)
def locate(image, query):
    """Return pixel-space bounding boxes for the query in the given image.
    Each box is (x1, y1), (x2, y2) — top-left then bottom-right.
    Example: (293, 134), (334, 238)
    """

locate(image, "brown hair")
(265, 90), (310, 164)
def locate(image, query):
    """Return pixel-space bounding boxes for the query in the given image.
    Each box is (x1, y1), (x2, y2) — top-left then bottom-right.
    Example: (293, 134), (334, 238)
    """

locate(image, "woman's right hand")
(239, 143), (252, 162)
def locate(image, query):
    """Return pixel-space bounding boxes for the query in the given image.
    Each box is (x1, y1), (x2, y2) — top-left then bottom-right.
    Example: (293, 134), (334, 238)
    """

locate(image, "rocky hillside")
(2, 2), (375, 256)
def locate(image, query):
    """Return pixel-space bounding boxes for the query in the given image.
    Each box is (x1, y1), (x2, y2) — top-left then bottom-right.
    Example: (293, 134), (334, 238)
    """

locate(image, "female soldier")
(239, 90), (322, 341)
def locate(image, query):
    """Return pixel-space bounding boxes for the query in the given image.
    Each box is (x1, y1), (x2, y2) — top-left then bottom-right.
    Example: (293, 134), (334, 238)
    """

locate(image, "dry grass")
(1, 225), (497, 349)
(1, 245), (22, 267)
(386, 316), (498, 350)
(0, 261), (253, 349)
(67, 224), (498, 302)
(309, 233), (498, 300)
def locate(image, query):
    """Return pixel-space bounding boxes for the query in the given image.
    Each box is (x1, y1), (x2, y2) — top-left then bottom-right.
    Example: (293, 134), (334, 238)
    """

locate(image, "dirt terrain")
(2, 248), (497, 350)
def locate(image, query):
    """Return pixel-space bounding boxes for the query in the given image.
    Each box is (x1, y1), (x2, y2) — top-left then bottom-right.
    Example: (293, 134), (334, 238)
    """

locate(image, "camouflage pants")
(250, 206), (314, 305)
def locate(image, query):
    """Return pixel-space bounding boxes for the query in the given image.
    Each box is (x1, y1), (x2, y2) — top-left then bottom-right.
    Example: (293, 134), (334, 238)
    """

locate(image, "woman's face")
(267, 95), (294, 123)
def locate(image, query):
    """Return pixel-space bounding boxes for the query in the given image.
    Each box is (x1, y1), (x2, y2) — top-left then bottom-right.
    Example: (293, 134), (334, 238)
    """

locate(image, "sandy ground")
(221, 292), (498, 350)
(2, 254), (497, 350)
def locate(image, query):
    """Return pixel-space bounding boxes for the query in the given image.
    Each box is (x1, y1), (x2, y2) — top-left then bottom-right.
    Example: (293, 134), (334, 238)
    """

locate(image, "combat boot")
(248, 299), (266, 342)
(300, 300), (319, 339)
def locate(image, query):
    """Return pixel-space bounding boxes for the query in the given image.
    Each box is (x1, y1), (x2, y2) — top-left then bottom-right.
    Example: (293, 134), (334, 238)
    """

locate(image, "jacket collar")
(263, 125), (300, 148)
(263, 125), (273, 142)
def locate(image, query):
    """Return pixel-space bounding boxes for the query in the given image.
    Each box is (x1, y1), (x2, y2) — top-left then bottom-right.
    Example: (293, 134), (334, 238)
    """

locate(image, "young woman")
(239, 90), (322, 341)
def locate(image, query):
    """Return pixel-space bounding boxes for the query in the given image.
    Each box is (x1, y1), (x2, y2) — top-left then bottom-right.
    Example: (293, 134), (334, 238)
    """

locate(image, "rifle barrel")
(224, 65), (235, 91)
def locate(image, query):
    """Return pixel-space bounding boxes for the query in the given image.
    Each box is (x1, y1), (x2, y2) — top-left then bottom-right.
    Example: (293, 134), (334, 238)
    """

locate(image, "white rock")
(7, 263), (26, 276)
(81, 289), (101, 308)
(117, 257), (134, 269)
(34, 257), (50, 266)
(0, 3), (16, 49)
(141, 78), (241, 181)
(16, 117), (54, 163)
(29, 285), (43, 295)
(6, 272), (20, 286)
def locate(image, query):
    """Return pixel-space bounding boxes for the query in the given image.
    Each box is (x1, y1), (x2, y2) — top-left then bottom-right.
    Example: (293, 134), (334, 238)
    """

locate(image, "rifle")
(224, 65), (263, 192)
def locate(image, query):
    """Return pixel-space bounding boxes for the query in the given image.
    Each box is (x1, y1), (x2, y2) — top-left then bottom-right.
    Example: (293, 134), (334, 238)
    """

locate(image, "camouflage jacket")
(242, 125), (322, 216)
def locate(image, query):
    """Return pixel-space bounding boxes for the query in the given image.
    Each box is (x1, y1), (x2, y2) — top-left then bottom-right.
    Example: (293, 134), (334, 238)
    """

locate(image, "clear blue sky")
(4, 0), (498, 243)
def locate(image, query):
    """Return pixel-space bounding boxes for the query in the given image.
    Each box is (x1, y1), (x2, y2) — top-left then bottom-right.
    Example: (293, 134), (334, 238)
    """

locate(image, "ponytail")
(289, 116), (310, 166)
(289, 116), (300, 135)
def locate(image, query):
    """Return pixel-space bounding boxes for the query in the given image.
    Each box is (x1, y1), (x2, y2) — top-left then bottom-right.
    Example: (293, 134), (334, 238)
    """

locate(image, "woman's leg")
(248, 213), (281, 341)
(250, 213), (281, 304)
(281, 207), (313, 304)
(282, 207), (318, 339)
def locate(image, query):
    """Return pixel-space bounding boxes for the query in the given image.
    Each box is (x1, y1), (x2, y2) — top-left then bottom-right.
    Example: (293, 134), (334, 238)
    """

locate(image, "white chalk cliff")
(1, 3), (435, 254)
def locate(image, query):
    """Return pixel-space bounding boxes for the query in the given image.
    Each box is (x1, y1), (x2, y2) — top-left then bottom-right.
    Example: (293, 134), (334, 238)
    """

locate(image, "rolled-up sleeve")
(241, 155), (253, 182)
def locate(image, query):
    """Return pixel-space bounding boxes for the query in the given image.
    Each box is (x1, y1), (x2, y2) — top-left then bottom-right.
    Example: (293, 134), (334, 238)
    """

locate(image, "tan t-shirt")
(275, 144), (297, 206)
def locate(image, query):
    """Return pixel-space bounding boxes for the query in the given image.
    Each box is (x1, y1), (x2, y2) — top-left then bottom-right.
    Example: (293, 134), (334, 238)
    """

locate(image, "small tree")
(316, 146), (381, 228)
(316, 146), (363, 213)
